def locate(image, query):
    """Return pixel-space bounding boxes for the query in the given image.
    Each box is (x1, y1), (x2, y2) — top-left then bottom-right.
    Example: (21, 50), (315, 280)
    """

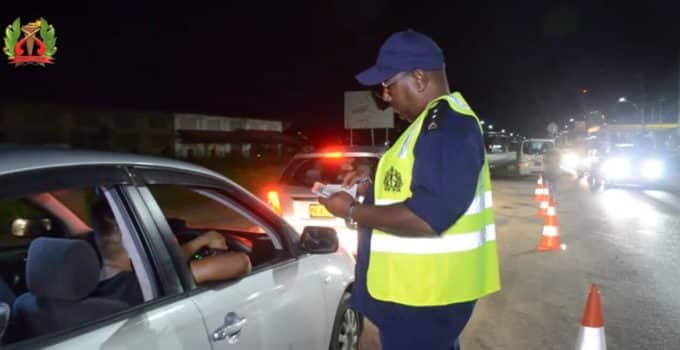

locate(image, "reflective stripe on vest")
(371, 224), (496, 254)
(367, 92), (501, 306)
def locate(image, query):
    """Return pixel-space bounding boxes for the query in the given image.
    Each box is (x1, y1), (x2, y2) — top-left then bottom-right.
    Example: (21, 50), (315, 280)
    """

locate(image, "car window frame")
(133, 166), (300, 253)
(130, 166), (304, 295)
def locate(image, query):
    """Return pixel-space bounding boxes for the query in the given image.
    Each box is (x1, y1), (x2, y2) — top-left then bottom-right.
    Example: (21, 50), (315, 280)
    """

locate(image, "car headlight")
(561, 153), (580, 169)
(642, 160), (663, 179)
(603, 158), (630, 179)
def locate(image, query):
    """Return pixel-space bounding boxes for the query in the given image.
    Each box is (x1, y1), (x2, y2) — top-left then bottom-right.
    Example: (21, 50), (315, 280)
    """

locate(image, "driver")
(90, 199), (251, 305)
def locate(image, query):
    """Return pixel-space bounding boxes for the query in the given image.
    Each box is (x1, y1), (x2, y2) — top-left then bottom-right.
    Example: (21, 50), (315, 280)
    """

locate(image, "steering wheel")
(180, 230), (253, 258)
(225, 236), (253, 254)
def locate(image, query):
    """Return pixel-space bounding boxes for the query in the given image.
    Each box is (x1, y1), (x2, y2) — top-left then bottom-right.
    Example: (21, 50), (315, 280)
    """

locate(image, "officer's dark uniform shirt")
(351, 100), (485, 346)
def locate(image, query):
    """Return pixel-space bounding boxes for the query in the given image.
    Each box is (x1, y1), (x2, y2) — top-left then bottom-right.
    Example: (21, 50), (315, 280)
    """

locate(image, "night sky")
(2, 1), (680, 143)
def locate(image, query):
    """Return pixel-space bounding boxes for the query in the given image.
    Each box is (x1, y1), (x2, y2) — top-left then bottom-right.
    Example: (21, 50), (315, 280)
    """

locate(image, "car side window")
(146, 185), (284, 274)
(1, 186), (158, 345)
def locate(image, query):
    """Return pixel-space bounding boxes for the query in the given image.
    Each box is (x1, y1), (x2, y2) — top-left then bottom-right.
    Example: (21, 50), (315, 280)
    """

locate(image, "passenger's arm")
(189, 252), (252, 284)
(181, 230), (229, 261)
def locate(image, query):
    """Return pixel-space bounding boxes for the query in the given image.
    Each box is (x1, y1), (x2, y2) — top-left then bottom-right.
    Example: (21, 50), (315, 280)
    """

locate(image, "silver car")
(266, 147), (385, 257)
(0, 147), (360, 349)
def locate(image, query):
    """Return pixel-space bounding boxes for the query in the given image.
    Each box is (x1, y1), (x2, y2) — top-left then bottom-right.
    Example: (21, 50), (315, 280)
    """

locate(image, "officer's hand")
(342, 170), (371, 196)
(318, 192), (355, 219)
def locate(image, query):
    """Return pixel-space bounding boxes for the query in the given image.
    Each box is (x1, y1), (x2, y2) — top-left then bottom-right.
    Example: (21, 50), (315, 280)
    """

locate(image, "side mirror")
(11, 218), (53, 238)
(0, 302), (10, 340)
(299, 226), (339, 254)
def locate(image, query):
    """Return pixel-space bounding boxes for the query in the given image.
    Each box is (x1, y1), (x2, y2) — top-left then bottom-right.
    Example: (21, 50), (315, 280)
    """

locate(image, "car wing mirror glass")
(299, 226), (339, 254)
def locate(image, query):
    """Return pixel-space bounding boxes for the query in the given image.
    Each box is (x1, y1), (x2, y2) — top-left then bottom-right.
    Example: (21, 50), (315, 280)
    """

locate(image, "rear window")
(279, 156), (380, 187)
(522, 141), (554, 155)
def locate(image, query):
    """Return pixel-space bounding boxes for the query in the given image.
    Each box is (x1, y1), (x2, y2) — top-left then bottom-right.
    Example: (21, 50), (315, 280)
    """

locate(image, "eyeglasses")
(381, 71), (409, 89)
(372, 71), (409, 102)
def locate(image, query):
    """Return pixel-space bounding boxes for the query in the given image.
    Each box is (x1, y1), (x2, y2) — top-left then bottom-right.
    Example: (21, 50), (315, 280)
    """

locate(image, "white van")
(517, 138), (555, 175)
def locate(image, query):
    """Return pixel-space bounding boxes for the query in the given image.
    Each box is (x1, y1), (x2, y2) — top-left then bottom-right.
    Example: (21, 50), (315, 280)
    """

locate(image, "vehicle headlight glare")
(603, 158), (630, 179)
(642, 160), (663, 179)
(561, 153), (580, 169)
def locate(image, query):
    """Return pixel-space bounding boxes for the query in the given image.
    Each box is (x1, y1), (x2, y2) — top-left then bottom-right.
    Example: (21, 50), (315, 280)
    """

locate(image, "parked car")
(517, 138), (556, 176)
(266, 146), (385, 257)
(0, 146), (360, 350)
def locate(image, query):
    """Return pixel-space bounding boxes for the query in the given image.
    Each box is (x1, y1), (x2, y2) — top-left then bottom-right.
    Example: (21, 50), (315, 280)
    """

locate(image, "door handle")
(212, 312), (247, 344)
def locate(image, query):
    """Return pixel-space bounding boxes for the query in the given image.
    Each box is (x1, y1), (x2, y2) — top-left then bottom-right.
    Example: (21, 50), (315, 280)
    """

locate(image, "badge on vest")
(383, 166), (403, 192)
(426, 108), (439, 131)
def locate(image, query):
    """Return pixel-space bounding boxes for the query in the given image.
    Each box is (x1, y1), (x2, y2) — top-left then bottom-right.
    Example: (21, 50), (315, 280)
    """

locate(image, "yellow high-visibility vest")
(367, 92), (501, 306)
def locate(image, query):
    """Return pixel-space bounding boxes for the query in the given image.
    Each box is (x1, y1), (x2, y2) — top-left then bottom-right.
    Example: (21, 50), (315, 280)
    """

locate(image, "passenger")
(90, 200), (251, 305)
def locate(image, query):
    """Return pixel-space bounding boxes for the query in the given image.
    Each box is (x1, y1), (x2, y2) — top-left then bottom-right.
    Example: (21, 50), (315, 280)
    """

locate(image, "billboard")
(344, 91), (394, 129)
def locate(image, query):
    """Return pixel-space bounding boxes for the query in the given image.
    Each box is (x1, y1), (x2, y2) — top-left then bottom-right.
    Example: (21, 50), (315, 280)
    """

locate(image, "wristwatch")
(346, 202), (360, 220)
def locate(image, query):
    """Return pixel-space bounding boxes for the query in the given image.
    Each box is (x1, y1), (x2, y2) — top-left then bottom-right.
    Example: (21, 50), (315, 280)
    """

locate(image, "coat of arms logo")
(3, 17), (57, 67)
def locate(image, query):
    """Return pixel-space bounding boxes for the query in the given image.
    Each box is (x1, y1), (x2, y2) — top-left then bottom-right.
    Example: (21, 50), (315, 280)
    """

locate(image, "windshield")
(522, 141), (554, 155)
(279, 156), (379, 187)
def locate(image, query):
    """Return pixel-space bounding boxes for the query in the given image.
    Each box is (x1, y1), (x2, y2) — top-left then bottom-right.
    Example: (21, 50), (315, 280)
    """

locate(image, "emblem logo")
(3, 17), (58, 66)
(383, 166), (403, 192)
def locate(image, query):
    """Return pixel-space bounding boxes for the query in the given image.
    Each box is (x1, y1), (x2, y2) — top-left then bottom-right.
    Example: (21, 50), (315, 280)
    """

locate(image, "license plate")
(534, 161), (542, 166)
(309, 204), (333, 218)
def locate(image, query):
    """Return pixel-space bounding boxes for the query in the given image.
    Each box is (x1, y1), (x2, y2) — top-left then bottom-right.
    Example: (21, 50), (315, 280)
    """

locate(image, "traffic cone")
(533, 175), (545, 202)
(575, 284), (606, 350)
(537, 197), (561, 251)
(536, 185), (551, 218)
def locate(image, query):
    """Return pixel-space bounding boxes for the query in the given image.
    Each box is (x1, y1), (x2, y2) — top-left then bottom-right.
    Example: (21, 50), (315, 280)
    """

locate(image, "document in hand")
(312, 182), (358, 199)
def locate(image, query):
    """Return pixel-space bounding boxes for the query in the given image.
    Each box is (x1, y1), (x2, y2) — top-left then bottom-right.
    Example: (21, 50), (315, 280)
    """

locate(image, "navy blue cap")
(355, 29), (445, 86)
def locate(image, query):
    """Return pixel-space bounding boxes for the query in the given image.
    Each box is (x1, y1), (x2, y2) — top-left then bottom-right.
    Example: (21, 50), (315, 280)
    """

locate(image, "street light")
(569, 118), (575, 123)
(501, 129), (506, 133)
(480, 120), (486, 125)
(488, 124), (494, 130)
(618, 96), (644, 123)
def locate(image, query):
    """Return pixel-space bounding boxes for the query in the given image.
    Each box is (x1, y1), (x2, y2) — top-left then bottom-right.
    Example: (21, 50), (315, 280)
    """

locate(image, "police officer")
(319, 29), (501, 350)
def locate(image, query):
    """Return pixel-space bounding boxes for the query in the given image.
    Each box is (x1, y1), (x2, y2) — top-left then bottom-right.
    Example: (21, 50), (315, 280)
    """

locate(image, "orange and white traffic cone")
(575, 284), (606, 350)
(533, 175), (545, 202)
(537, 197), (561, 251)
(536, 185), (551, 218)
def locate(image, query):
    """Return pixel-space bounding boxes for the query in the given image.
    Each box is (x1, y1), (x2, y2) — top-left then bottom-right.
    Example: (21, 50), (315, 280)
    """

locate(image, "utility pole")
(677, 49), (680, 135)
(638, 72), (646, 126)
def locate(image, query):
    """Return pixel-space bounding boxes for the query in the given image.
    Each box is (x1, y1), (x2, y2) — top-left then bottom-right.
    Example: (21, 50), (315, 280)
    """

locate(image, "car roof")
(292, 146), (386, 159)
(0, 145), (228, 182)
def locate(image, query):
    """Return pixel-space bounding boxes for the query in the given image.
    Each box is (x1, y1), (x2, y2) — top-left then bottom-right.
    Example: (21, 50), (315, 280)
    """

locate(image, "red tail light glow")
(323, 152), (343, 158)
(266, 190), (282, 215)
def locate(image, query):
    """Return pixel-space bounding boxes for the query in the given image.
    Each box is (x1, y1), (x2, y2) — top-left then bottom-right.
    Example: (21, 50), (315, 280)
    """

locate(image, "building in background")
(0, 103), (174, 154)
(0, 103), (305, 158)
(173, 113), (304, 159)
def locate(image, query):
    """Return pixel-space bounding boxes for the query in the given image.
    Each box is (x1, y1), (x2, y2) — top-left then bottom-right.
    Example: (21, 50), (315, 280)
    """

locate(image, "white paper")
(312, 182), (358, 199)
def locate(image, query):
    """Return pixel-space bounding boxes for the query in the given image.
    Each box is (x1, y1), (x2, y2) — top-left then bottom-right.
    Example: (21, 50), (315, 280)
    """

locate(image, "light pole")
(618, 97), (645, 125)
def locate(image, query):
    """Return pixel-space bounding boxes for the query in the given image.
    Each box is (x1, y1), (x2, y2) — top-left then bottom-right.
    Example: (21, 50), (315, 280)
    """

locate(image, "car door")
(0, 165), (210, 349)
(134, 169), (331, 350)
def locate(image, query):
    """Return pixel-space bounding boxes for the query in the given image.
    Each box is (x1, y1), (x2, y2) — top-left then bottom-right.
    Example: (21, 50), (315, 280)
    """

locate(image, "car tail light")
(323, 152), (343, 158)
(267, 190), (282, 215)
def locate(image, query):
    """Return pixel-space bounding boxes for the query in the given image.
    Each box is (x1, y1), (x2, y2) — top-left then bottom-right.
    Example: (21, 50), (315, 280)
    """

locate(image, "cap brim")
(355, 65), (400, 86)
